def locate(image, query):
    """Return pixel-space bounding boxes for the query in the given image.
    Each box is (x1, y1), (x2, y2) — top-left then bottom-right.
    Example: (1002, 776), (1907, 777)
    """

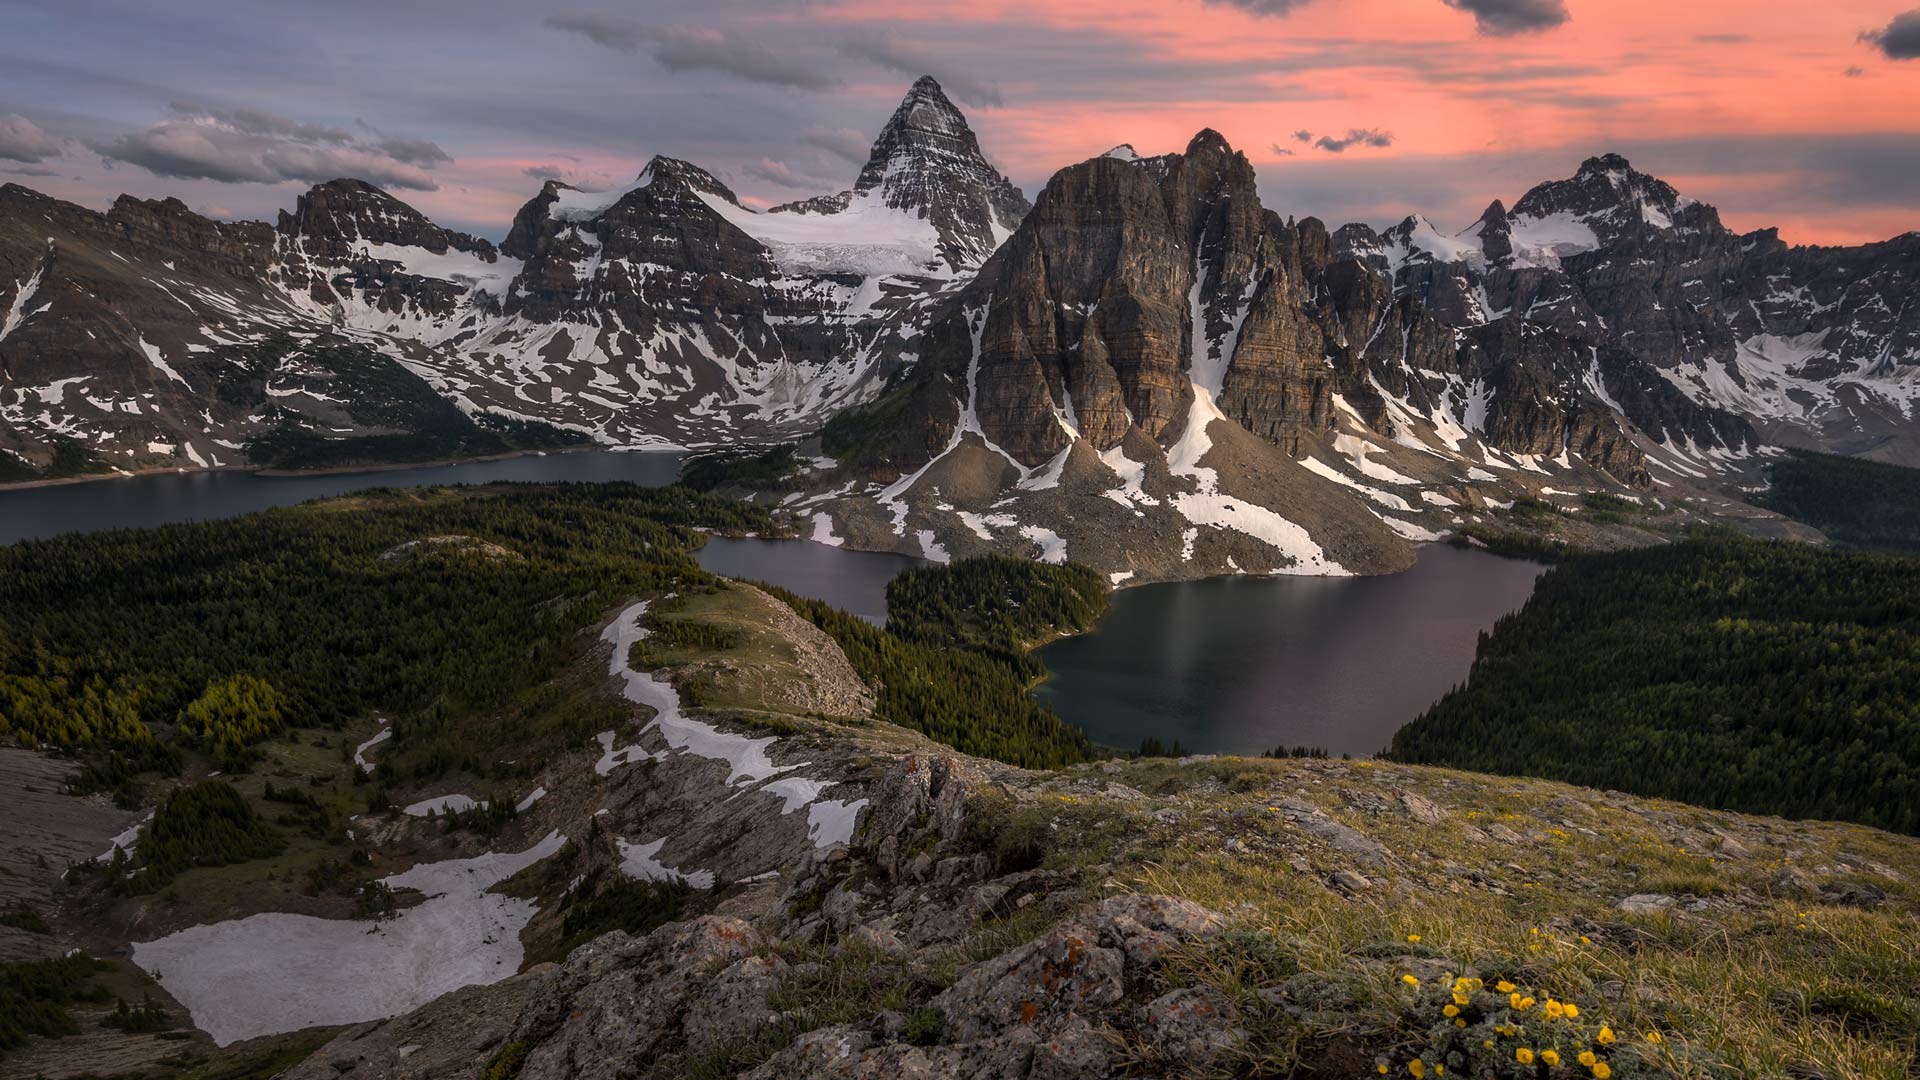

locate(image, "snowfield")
(131, 831), (566, 1046)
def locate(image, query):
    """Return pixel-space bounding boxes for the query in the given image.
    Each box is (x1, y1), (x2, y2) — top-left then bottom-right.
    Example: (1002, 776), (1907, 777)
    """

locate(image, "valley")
(0, 486), (1915, 1079)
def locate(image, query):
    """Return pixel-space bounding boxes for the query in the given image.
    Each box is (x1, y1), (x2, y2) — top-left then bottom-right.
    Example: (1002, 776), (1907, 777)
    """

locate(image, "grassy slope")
(973, 755), (1919, 1078)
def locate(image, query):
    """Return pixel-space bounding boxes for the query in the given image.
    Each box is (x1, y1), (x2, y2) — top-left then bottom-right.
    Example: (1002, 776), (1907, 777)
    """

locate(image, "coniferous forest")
(0, 485), (772, 782)
(1757, 449), (1920, 553)
(768, 554), (1107, 770)
(1387, 534), (1920, 834)
(0, 484), (1110, 793)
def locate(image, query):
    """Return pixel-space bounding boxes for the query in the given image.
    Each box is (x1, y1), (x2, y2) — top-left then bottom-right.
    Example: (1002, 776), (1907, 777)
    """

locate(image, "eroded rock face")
(508, 916), (764, 1080)
(742, 895), (1228, 1080)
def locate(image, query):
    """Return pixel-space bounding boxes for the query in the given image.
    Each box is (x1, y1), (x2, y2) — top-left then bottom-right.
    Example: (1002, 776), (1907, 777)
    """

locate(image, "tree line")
(1388, 534), (1920, 834)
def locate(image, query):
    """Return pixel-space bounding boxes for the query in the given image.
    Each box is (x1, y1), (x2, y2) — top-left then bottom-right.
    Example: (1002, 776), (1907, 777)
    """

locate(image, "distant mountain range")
(1, 77), (1913, 575)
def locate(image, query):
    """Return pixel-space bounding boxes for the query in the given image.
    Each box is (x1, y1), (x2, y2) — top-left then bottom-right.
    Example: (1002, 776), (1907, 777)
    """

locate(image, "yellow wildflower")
(1496, 980), (1517, 993)
(1564, 1003), (1580, 1019)
(1377, 1066), (1389, 1075)
(1484, 1040), (1496, 1050)
(1542, 1049), (1561, 1066)
(1409, 1059), (1426, 1078)
(1578, 1051), (1597, 1067)
(1443, 1004), (1460, 1018)
(1593, 1064), (1612, 1079)
(1579, 935), (1592, 945)
(1596, 1026), (1615, 1045)
(1544, 1000), (1567, 1019)
(1435, 1067), (1444, 1075)
(1454, 1019), (1467, 1028)
(1402, 974), (1421, 987)
(1645, 1031), (1663, 1045)
(1408, 933), (1422, 942)
(1516, 1048), (1536, 1065)
(1453, 992), (1471, 1006)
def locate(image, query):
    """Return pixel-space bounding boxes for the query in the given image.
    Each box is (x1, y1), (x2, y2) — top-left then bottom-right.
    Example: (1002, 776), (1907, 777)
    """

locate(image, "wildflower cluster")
(1382, 971), (1658, 1080)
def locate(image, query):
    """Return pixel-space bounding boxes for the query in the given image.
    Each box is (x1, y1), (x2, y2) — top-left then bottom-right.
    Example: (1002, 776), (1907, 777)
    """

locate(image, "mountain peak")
(846, 78), (1031, 268)
(277, 177), (490, 257)
(1510, 153), (1714, 241)
(1185, 128), (1233, 155)
(639, 155), (742, 208)
(1578, 151), (1633, 174)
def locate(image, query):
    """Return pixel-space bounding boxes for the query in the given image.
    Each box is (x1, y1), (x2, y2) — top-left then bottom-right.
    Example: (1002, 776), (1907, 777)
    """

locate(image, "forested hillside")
(1388, 535), (1920, 834)
(0, 485), (775, 791)
(1758, 450), (1920, 552)
(768, 554), (1109, 769)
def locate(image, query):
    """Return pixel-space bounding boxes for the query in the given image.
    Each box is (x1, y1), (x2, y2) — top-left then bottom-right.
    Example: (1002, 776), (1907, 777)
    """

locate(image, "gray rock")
(1271, 800), (1390, 865)
(1399, 791), (1449, 825)
(684, 955), (786, 1054)
(1331, 869), (1371, 893)
(842, 923), (908, 956)
(1614, 893), (1678, 916)
(1135, 986), (1244, 1063)
(508, 916), (762, 1080)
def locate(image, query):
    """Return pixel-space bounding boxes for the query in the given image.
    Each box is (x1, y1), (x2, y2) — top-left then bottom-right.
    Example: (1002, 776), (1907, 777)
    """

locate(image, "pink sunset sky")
(3, 0), (1916, 246)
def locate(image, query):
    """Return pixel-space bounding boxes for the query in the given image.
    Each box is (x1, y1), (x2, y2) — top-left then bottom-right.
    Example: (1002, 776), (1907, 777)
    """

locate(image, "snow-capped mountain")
(0, 78), (1027, 476)
(1, 86), (1915, 578)
(797, 132), (1688, 579)
(771, 76), (1031, 271)
(1337, 154), (1920, 467)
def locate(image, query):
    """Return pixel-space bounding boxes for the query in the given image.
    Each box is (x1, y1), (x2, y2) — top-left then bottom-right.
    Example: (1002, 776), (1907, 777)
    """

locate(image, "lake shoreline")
(0, 442), (686, 493)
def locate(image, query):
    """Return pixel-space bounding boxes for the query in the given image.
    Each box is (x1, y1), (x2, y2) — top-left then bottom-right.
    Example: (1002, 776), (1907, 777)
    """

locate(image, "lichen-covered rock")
(684, 954), (786, 1054)
(1135, 986), (1245, 1064)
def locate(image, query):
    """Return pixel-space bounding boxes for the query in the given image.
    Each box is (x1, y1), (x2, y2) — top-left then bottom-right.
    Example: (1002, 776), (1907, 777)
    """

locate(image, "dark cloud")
(1292, 129), (1313, 143)
(1314, 128), (1394, 153)
(801, 126), (872, 165)
(2, 165), (61, 178)
(839, 34), (1006, 107)
(544, 13), (837, 90)
(522, 164), (613, 191)
(171, 103), (353, 144)
(1859, 10), (1920, 59)
(743, 157), (836, 190)
(1269, 144), (1296, 156)
(91, 107), (448, 191)
(1200, 0), (1318, 13)
(1439, 0), (1571, 36)
(0, 114), (62, 164)
(371, 136), (452, 168)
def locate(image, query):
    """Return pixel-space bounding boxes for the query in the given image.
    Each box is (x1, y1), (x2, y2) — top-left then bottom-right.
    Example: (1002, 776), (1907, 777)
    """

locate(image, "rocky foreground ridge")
(246, 583), (1920, 1080)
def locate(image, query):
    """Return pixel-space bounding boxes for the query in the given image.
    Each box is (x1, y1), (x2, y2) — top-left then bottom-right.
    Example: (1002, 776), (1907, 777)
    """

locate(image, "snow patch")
(131, 831), (566, 1047)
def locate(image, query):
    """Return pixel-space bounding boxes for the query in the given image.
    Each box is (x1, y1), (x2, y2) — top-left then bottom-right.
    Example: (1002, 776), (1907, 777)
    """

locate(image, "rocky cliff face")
(802, 133), (1671, 580)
